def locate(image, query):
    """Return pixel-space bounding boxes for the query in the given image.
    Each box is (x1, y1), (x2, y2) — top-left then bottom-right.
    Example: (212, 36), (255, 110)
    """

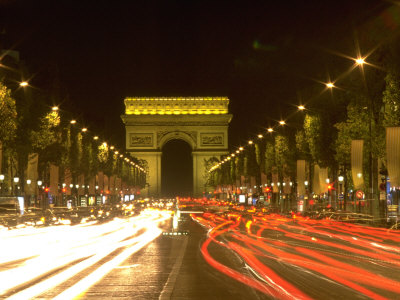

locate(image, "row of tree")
(207, 26), (400, 205)
(0, 58), (146, 195)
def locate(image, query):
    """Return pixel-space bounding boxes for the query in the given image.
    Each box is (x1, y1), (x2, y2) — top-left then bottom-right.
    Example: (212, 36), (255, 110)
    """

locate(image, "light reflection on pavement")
(0, 210), (171, 299)
(193, 212), (400, 299)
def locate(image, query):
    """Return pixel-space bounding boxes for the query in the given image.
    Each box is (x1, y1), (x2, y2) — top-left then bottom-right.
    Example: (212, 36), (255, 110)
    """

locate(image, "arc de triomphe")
(121, 97), (232, 197)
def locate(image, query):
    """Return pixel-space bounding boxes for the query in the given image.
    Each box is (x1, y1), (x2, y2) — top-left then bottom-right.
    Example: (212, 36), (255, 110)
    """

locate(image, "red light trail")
(194, 212), (400, 299)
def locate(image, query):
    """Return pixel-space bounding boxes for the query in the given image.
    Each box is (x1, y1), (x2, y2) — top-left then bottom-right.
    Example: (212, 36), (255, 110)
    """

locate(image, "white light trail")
(0, 211), (170, 298)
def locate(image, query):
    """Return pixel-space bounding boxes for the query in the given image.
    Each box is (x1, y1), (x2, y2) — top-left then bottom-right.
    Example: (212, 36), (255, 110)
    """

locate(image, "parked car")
(0, 196), (25, 228)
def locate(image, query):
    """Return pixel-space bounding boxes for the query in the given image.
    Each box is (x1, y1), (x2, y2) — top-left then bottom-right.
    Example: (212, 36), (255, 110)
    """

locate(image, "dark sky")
(0, 0), (390, 149)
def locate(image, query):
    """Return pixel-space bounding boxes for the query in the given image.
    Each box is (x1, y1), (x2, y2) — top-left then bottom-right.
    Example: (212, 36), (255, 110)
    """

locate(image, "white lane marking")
(159, 236), (189, 300)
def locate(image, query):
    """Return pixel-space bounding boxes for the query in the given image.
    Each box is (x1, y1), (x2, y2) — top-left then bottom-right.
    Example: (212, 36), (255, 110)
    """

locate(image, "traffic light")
(327, 184), (333, 191)
(264, 186), (271, 193)
(44, 187), (49, 193)
(62, 187), (67, 193)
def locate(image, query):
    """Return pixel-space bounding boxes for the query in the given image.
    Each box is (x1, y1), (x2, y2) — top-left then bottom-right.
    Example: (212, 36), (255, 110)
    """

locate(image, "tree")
(0, 82), (17, 150)
(264, 138), (275, 176)
(0, 82), (17, 191)
(245, 144), (258, 178)
(303, 114), (323, 165)
(382, 71), (400, 127)
(31, 110), (63, 182)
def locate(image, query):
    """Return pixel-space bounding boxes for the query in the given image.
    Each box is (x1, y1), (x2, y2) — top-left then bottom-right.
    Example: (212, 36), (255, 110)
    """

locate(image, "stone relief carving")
(130, 133), (153, 147)
(200, 133), (224, 146)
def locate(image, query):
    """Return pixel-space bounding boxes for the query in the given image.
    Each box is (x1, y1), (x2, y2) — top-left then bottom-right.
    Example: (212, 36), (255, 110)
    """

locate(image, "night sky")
(0, 0), (389, 149)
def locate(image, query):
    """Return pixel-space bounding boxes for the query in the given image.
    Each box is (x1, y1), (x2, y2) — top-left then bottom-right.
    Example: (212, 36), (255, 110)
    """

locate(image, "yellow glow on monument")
(124, 97), (229, 115)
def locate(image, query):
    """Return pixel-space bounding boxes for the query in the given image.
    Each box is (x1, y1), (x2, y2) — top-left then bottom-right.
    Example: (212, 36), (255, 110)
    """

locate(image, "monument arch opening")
(121, 97), (232, 197)
(161, 139), (193, 197)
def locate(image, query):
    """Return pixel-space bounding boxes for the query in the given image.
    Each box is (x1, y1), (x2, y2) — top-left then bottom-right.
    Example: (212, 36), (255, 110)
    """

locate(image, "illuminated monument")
(121, 97), (232, 196)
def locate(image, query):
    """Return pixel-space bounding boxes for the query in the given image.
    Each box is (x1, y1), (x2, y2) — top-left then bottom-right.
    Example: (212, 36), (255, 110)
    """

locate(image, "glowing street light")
(257, 134), (263, 139)
(19, 81), (28, 87)
(81, 128), (88, 132)
(298, 105), (305, 110)
(93, 136), (99, 140)
(52, 106), (59, 111)
(279, 120), (286, 125)
(355, 57), (365, 65)
(267, 127), (274, 133)
(326, 82), (334, 88)
(70, 120), (77, 124)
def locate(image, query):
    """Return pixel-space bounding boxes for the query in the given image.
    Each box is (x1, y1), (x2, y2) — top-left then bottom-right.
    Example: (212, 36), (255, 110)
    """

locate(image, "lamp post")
(75, 184), (79, 205)
(37, 180), (43, 208)
(0, 174), (4, 195)
(69, 184), (74, 207)
(304, 180), (309, 211)
(13, 177), (19, 196)
(26, 179), (32, 206)
(338, 175), (344, 210)
(354, 56), (377, 218)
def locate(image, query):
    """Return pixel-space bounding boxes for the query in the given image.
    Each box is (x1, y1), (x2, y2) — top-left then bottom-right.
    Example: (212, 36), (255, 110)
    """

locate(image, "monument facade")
(121, 97), (232, 197)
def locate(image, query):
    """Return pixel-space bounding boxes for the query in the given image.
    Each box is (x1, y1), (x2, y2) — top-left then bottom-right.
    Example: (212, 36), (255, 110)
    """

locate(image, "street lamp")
(355, 57), (365, 65)
(326, 82), (334, 88)
(13, 177), (19, 196)
(37, 180), (43, 208)
(0, 174), (4, 195)
(338, 175), (344, 210)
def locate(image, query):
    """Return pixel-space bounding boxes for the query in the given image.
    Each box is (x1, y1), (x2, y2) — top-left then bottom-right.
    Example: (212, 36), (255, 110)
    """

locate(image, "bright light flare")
(326, 82), (334, 88)
(356, 57), (365, 65)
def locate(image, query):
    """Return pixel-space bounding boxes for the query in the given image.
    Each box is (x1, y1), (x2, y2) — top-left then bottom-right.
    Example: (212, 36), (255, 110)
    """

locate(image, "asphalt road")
(78, 214), (266, 299)
(1, 209), (399, 299)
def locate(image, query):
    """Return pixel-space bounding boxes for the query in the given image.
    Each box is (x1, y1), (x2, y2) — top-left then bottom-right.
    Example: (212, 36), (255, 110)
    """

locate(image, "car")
(0, 196), (25, 228)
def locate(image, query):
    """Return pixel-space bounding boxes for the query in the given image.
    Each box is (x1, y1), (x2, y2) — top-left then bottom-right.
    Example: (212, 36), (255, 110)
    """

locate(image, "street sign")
(355, 190), (364, 199)
(338, 194), (344, 200)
